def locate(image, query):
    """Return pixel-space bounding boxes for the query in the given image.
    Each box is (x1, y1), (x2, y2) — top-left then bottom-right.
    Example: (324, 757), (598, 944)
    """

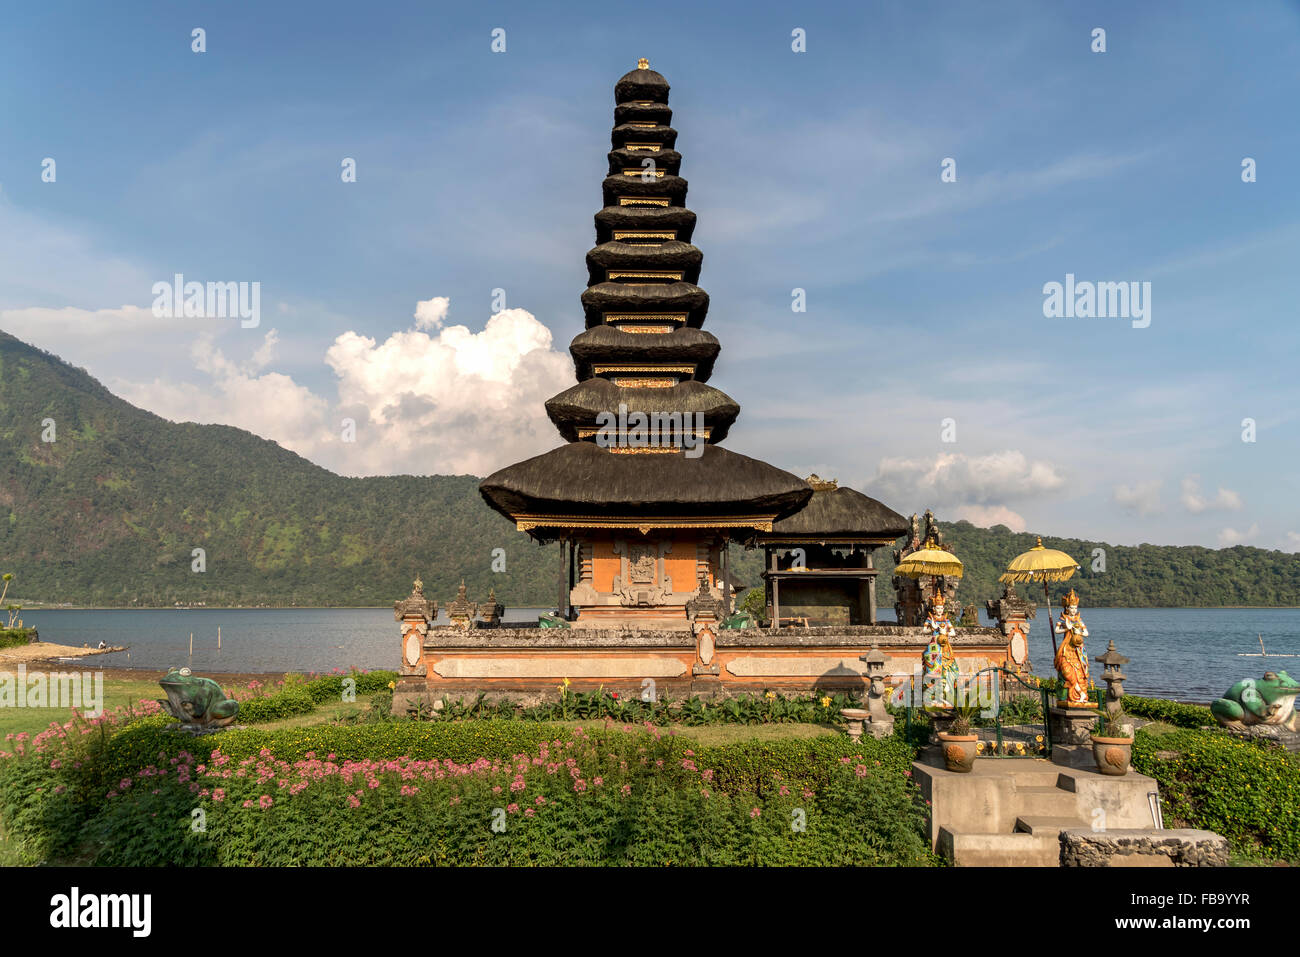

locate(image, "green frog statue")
(157, 667), (240, 731)
(1210, 671), (1300, 732)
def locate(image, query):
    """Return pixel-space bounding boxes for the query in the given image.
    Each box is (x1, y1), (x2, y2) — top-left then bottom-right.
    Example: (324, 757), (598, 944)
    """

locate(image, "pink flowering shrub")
(1, 707), (932, 866)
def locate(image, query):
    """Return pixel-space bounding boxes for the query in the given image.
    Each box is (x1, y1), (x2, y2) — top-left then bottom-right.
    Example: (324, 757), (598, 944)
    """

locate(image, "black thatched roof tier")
(581, 281), (708, 328)
(758, 485), (911, 543)
(545, 378), (739, 442)
(594, 206), (696, 244)
(602, 174), (688, 208)
(477, 62), (901, 541)
(615, 65), (670, 104)
(614, 102), (672, 126)
(480, 441), (812, 523)
(585, 241), (702, 286)
(569, 326), (720, 381)
(607, 148), (682, 177)
(611, 123), (677, 150)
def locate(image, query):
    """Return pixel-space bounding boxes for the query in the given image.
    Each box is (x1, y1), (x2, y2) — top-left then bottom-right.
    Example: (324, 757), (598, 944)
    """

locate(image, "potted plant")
(1090, 709), (1133, 776)
(937, 705), (979, 773)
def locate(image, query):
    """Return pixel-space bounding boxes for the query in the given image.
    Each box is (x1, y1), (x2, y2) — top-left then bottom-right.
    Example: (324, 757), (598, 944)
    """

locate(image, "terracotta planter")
(937, 733), (978, 773)
(1091, 735), (1133, 776)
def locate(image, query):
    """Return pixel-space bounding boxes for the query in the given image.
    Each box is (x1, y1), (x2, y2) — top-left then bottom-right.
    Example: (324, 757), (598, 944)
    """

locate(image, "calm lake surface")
(17, 606), (1300, 702)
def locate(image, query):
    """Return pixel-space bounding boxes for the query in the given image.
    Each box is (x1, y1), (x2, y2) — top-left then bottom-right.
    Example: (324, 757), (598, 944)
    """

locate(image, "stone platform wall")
(394, 623), (1008, 707)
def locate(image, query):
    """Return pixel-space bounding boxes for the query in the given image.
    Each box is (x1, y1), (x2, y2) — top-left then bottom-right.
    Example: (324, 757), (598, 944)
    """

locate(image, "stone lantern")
(858, 642), (894, 739)
(1094, 639), (1129, 719)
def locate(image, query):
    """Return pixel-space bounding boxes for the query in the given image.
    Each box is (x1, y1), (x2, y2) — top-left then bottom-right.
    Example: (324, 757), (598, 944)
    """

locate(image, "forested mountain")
(2, 329), (1297, 610)
(0, 330), (551, 607)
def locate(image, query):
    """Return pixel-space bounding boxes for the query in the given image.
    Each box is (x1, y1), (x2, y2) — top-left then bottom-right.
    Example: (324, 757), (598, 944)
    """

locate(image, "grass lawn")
(0, 677), (160, 740)
(543, 719), (841, 746)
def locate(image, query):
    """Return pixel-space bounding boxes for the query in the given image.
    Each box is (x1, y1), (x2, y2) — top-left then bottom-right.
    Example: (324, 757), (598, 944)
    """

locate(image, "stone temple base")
(394, 623), (1009, 707)
(1049, 705), (1101, 768)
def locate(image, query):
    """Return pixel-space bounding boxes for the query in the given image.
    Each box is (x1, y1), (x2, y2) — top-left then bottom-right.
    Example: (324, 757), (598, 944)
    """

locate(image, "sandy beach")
(0, 642), (128, 666)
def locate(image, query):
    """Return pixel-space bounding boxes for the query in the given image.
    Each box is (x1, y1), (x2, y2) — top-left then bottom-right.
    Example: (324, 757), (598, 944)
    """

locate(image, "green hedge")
(204, 670), (399, 726)
(295, 671), (397, 704)
(234, 688), (318, 724)
(0, 719), (936, 867)
(416, 688), (860, 727)
(1133, 726), (1300, 860)
(1122, 695), (1214, 729)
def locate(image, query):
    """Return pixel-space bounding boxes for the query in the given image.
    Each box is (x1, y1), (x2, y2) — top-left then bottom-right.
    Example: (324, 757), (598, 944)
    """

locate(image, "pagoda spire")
(552, 59), (743, 447)
(480, 63), (811, 544)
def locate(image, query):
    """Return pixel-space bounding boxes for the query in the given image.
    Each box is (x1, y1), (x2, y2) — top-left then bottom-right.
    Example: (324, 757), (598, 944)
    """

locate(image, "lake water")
(16, 606), (1300, 702)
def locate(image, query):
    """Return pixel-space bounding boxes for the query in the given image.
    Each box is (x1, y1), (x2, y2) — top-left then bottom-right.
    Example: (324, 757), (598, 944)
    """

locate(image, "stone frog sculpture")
(1211, 671), (1300, 731)
(158, 667), (240, 730)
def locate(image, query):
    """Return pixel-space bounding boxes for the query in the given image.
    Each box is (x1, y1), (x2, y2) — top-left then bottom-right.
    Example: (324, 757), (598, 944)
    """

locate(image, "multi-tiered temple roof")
(481, 60), (811, 536)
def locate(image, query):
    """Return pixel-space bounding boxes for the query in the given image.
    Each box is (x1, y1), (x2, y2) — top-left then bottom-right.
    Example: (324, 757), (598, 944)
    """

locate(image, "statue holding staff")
(1053, 588), (1092, 707)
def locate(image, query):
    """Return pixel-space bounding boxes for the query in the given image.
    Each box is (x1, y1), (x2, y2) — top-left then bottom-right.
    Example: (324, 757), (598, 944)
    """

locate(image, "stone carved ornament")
(612, 539), (673, 606)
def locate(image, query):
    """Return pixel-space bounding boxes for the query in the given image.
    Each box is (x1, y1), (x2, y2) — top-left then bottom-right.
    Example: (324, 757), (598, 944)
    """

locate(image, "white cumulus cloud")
(867, 450), (1063, 530)
(116, 330), (334, 457)
(413, 296), (450, 331)
(111, 299), (575, 477)
(1217, 524), (1260, 547)
(1112, 479), (1164, 516)
(1180, 475), (1243, 514)
(950, 504), (1027, 532)
(872, 450), (1064, 504)
(322, 305), (574, 476)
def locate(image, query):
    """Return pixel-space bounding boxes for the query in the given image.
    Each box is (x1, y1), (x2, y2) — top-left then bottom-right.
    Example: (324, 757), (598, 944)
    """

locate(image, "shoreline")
(0, 643), (128, 666)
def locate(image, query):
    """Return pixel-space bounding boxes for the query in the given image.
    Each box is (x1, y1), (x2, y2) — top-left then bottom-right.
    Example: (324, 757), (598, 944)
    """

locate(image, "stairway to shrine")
(912, 755), (1163, 866)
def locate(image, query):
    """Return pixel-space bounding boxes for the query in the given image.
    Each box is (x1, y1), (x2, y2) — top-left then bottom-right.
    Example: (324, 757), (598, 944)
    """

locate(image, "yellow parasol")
(999, 536), (1080, 658)
(894, 537), (963, 602)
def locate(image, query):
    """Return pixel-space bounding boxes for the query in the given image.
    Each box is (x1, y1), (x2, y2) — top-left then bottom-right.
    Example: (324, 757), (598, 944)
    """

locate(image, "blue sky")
(2, 0), (1299, 551)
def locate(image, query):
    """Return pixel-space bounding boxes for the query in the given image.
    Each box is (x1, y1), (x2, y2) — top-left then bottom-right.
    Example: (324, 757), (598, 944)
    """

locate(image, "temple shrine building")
(395, 61), (1016, 704)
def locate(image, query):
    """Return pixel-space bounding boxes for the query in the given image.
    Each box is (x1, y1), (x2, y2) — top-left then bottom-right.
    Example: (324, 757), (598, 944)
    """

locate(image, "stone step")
(1015, 815), (1088, 836)
(1013, 785), (1079, 817)
(937, 828), (1060, 867)
(998, 767), (1065, 788)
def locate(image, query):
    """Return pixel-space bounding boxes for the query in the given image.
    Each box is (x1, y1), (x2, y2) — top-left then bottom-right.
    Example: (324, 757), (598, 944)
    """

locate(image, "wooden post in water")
(218, 626), (222, 650)
(189, 632), (193, 665)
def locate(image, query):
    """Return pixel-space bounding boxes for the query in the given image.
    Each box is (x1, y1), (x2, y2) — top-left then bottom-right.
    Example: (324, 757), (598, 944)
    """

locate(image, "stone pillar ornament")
(477, 587), (505, 626)
(394, 578), (435, 677)
(986, 582), (1036, 674)
(446, 580), (478, 629)
(685, 575), (723, 678)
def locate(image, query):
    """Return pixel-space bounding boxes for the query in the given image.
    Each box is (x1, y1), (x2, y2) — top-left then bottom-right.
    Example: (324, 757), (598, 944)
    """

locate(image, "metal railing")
(901, 667), (1059, 756)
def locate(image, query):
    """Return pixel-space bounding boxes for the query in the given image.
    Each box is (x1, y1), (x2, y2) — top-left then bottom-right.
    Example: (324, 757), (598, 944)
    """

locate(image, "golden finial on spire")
(637, 57), (649, 69)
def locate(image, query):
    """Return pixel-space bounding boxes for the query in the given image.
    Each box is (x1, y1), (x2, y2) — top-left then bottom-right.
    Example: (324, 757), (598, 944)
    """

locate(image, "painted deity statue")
(921, 593), (960, 708)
(1053, 588), (1092, 707)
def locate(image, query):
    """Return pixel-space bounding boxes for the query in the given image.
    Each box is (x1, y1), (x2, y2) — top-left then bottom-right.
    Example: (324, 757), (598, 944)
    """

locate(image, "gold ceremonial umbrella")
(894, 537), (964, 601)
(999, 536), (1080, 658)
